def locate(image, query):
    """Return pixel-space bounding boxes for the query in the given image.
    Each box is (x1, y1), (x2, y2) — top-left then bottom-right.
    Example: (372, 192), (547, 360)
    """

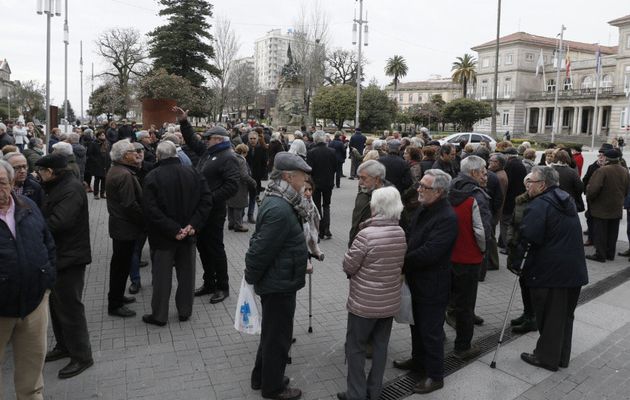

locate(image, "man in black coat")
(307, 131), (338, 239)
(0, 159), (56, 399)
(141, 141), (213, 326)
(501, 148), (527, 247)
(36, 154), (94, 379)
(395, 169), (458, 395)
(246, 131), (268, 223)
(582, 144), (611, 246)
(378, 139), (412, 194)
(432, 144), (458, 178)
(177, 108), (240, 304)
(515, 166), (588, 372)
(117, 119), (135, 142)
(349, 128), (367, 179)
(328, 133), (346, 188)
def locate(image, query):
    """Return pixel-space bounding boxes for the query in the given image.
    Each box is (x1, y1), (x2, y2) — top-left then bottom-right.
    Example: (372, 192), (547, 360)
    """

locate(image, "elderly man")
(0, 159), (56, 399)
(348, 160), (386, 247)
(395, 169), (458, 394)
(177, 107), (240, 304)
(348, 128), (367, 179)
(34, 153), (93, 379)
(379, 139), (412, 194)
(23, 138), (45, 173)
(586, 148), (630, 262)
(68, 133), (87, 183)
(516, 166), (588, 371)
(446, 155), (491, 360)
(3, 152), (44, 208)
(0, 122), (15, 148)
(136, 130), (157, 170)
(106, 139), (144, 317)
(307, 131), (338, 240)
(141, 141), (212, 326)
(432, 144), (458, 178)
(245, 152), (310, 400)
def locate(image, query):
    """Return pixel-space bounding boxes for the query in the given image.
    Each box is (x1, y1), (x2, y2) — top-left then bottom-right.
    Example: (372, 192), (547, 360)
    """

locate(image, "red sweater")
(451, 197), (484, 264)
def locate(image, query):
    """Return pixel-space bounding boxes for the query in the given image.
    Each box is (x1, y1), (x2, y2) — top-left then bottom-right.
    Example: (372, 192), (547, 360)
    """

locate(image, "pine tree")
(148, 0), (220, 87)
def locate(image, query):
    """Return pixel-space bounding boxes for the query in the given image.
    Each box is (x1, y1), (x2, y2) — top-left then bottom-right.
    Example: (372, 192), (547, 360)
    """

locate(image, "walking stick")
(490, 246), (528, 369)
(308, 272), (313, 333)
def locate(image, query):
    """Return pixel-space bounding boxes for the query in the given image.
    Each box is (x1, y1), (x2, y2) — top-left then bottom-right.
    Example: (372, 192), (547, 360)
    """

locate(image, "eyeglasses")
(418, 183), (436, 191)
(527, 179), (543, 183)
(126, 149), (143, 154)
(12, 165), (28, 171)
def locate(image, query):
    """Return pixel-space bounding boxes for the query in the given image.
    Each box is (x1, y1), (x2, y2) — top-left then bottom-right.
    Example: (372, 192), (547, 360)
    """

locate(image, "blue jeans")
(129, 234), (147, 285)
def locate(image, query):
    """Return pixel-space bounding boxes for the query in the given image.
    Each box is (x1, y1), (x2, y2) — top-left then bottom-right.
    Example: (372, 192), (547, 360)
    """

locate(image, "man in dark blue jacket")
(516, 166), (588, 372)
(349, 128), (366, 179)
(307, 131), (337, 239)
(328, 132), (346, 188)
(0, 159), (56, 399)
(395, 169), (458, 395)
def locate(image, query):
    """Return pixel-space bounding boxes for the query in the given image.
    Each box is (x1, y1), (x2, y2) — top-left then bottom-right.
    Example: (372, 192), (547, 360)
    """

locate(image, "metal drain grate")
(379, 266), (630, 400)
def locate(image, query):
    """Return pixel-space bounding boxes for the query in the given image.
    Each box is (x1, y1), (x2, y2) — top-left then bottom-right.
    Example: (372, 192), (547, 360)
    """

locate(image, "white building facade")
(254, 29), (300, 91)
(385, 77), (462, 110)
(0, 59), (12, 99)
(472, 14), (630, 139)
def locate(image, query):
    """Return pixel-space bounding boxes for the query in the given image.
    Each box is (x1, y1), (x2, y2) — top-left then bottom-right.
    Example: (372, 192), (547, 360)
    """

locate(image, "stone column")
(559, 106), (564, 134)
(577, 107), (583, 134)
(596, 106), (604, 136)
(525, 108), (530, 134)
(540, 108), (546, 134)
(572, 106), (580, 135)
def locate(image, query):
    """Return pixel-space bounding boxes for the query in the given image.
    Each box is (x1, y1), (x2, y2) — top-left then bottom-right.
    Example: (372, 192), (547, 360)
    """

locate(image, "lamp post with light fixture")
(352, 0), (368, 129)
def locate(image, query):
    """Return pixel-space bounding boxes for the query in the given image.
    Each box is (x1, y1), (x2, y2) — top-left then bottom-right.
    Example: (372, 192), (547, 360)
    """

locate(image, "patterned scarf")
(263, 179), (310, 222)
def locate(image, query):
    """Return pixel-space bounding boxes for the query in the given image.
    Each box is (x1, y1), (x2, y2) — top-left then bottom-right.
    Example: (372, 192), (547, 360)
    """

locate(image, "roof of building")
(385, 79), (461, 91)
(608, 14), (630, 27)
(471, 32), (617, 54)
(0, 59), (10, 74)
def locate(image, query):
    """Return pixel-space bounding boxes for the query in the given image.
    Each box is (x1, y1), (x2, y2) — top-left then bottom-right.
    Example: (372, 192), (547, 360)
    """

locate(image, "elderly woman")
(227, 144), (257, 232)
(338, 186), (407, 400)
(288, 139), (307, 161)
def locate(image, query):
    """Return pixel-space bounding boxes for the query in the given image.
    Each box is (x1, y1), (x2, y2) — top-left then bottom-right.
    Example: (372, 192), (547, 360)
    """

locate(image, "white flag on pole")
(595, 47), (602, 77)
(536, 48), (545, 77)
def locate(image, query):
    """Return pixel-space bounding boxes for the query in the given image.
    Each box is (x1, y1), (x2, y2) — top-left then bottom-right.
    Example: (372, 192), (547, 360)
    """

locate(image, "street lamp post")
(352, 0), (368, 129)
(37, 0), (62, 153)
(80, 40), (84, 121)
(490, 0), (501, 139)
(552, 25), (566, 144)
(63, 0), (69, 132)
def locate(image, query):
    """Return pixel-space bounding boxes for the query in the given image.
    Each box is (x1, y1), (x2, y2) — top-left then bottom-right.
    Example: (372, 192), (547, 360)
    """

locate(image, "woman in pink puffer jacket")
(338, 186), (407, 400)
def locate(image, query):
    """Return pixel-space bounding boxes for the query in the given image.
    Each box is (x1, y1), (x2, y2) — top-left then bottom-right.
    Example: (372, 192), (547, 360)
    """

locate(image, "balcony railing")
(525, 85), (628, 100)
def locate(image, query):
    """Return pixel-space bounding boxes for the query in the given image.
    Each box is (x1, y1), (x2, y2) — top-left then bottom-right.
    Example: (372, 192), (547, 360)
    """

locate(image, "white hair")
(52, 141), (73, 156)
(289, 140), (307, 157)
(68, 132), (80, 144)
(370, 186), (403, 220)
(2, 152), (26, 164)
(156, 141), (177, 160)
(424, 169), (452, 196)
(460, 155), (486, 176)
(0, 159), (15, 182)
(110, 139), (133, 162)
(313, 131), (326, 144)
(136, 130), (150, 140)
(357, 160), (386, 180)
(373, 139), (385, 151)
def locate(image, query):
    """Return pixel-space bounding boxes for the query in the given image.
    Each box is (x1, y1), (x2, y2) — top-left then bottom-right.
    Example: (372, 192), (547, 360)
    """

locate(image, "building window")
(545, 109), (554, 126)
(503, 78), (512, 97)
(399, 94), (403, 102)
(601, 74), (613, 88)
(409, 93), (414, 102)
(562, 110), (571, 127)
(621, 107), (629, 128)
(625, 66), (630, 93)
(505, 54), (513, 65)
(582, 76), (593, 89)
(564, 77), (573, 90)
(502, 110), (509, 126)
(525, 53), (534, 62)
(482, 58), (490, 68)
(546, 79), (556, 92)
(627, 34), (630, 49)
(480, 80), (488, 98)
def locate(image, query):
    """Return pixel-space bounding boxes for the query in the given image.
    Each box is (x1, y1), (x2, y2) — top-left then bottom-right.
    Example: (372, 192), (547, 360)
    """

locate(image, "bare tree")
(213, 16), (240, 122)
(228, 62), (258, 120)
(95, 28), (146, 115)
(292, 0), (329, 120)
(324, 49), (365, 86)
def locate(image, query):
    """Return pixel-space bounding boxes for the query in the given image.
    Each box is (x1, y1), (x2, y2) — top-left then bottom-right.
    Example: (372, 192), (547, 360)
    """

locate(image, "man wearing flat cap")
(245, 152), (311, 400)
(36, 153), (94, 379)
(586, 148), (630, 262)
(175, 107), (240, 304)
(582, 143), (613, 246)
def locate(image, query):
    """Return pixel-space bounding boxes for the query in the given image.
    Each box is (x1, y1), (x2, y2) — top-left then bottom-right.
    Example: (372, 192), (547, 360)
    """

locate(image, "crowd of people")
(1, 110), (628, 400)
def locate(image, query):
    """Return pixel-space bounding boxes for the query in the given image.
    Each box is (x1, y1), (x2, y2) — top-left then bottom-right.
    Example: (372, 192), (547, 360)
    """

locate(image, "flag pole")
(592, 48), (602, 151)
(552, 24), (566, 144)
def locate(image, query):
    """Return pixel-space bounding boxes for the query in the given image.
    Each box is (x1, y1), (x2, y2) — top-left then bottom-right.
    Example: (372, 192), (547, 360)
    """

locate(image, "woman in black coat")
(87, 131), (111, 199)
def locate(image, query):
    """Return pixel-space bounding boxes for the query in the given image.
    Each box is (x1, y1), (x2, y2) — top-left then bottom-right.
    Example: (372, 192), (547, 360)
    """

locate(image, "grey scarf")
(263, 179), (310, 221)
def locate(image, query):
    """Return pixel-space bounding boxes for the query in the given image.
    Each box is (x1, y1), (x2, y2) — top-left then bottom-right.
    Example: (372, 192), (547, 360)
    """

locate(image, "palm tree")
(451, 54), (477, 98)
(385, 55), (408, 91)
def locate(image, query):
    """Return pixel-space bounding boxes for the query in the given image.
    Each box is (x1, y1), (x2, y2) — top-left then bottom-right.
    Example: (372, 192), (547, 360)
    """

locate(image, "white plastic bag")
(234, 277), (261, 334)
(394, 278), (414, 325)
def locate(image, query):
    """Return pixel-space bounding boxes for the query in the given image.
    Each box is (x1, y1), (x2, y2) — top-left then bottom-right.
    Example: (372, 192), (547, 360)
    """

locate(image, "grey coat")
(227, 154), (256, 209)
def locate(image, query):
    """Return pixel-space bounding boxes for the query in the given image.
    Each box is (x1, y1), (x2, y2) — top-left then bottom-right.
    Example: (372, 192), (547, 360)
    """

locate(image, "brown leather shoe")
(262, 387), (302, 400)
(393, 358), (415, 370)
(412, 377), (444, 394)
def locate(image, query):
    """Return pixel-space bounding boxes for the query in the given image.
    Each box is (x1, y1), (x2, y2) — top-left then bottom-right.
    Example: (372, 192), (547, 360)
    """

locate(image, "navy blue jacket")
(328, 139), (346, 163)
(0, 194), (56, 318)
(520, 187), (588, 288)
(349, 133), (367, 155)
(404, 197), (458, 276)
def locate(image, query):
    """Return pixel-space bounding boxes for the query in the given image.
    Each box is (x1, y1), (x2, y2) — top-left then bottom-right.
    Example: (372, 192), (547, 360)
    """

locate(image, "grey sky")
(0, 0), (627, 118)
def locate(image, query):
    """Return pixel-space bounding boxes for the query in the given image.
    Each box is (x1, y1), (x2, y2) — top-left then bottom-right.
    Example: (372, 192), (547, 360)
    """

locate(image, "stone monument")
(270, 44), (307, 129)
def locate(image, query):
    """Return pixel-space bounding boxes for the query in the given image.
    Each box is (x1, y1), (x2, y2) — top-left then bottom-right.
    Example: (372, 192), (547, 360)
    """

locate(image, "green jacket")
(507, 191), (531, 268)
(245, 195), (307, 295)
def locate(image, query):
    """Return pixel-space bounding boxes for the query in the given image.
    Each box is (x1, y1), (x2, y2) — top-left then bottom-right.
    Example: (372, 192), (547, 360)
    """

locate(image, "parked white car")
(438, 132), (497, 151)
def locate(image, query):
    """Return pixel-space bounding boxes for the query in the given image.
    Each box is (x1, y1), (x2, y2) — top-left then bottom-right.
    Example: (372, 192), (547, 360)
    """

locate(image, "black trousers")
(196, 209), (229, 292)
(251, 292), (296, 397)
(530, 287), (581, 368)
(451, 263), (480, 352)
(108, 239), (135, 310)
(408, 267), (450, 380)
(592, 217), (620, 259)
(335, 161), (343, 187)
(93, 176), (106, 196)
(313, 187), (332, 236)
(519, 277), (534, 318)
(50, 265), (92, 362)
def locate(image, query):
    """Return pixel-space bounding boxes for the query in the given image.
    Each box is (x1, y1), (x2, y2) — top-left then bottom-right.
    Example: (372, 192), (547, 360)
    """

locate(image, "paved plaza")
(3, 153), (630, 400)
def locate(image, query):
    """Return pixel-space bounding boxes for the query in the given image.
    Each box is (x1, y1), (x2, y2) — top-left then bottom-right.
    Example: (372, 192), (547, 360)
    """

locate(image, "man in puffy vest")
(447, 155), (491, 360)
